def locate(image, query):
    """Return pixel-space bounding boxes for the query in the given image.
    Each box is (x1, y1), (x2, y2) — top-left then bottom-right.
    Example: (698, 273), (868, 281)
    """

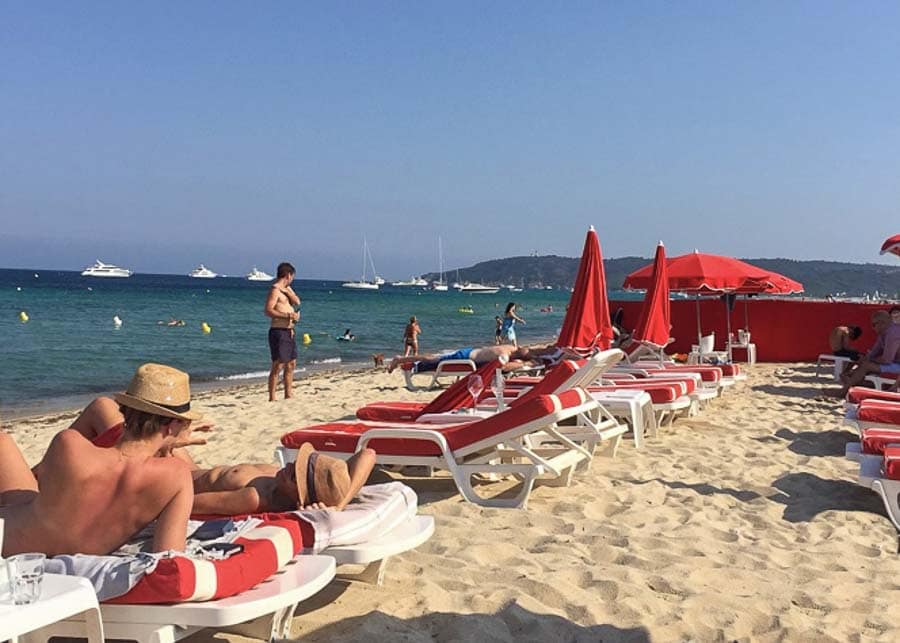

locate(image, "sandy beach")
(6, 362), (900, 642)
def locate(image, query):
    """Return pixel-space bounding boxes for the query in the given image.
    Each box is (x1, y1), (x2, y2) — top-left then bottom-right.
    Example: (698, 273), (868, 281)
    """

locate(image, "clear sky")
(2, 2), (898, 278)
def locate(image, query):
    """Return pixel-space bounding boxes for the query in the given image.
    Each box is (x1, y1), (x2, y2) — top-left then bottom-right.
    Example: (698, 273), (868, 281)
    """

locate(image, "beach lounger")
(866, 373), (900, 391)
(856, 447), (900, 533)
(279, 389), (625, 509)
(816, 353), (852, 381)
(400, 359), (477, 390)
(32, 556), (336, 643)
(358, 360), (502, 422)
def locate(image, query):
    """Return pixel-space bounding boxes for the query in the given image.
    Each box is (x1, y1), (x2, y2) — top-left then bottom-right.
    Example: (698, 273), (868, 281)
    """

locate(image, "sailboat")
(342, 239), (380, 290)
(433, 236), (448, 291)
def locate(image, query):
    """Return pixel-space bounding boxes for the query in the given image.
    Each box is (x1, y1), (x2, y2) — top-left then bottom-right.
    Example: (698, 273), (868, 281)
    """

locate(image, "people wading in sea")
(264, 262), (301, 401)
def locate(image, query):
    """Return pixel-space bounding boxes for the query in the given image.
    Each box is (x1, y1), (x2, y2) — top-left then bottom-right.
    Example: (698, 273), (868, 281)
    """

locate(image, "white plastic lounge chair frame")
(402, 359), (477, 390)
(816, 353), (852, 381)
(857, 456), (900, 534)
(279, 394), (620, 509)
(866, 374), (900, 391)
(27, 555), (336, 643)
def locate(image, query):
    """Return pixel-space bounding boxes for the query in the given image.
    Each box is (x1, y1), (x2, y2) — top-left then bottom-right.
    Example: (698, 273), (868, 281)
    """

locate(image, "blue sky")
(2, 2), (899, 278)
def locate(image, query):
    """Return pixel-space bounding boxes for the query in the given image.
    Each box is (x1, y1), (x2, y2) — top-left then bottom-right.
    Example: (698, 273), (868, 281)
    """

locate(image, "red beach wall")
(610, 299), (891, 363)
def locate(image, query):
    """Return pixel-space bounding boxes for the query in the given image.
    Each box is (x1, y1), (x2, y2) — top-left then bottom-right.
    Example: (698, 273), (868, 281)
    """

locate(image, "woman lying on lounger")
(65, 396), (377, 515)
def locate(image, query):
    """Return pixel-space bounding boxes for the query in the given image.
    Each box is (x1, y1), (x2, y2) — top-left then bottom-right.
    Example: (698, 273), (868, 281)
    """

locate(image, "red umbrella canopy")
(881, 234), (900, 258)
(632, 242), (670, 347)
(737, 272), (804, 294)
(557, 226), (614, 354)
(623, 250), (797, 294)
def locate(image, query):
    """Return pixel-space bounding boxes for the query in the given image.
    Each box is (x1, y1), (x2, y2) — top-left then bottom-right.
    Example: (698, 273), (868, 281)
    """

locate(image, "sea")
(0, 269), (638, 417)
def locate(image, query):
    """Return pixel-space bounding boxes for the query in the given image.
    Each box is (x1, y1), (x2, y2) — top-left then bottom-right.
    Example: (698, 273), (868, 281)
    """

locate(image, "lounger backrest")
(440, 388), (593, 453)
(419, 359), (502, 414)
(509, 361), (579, 408)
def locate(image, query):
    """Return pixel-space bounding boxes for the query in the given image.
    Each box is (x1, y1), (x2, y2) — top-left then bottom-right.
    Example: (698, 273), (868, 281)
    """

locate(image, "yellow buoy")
(19, 311), (29, 322)
(201, 322), (212, 334)
(302, 333), (312, 345)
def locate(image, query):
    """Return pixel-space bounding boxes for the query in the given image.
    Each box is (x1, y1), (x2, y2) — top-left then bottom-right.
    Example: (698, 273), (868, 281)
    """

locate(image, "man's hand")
(160, 421), (215, 456)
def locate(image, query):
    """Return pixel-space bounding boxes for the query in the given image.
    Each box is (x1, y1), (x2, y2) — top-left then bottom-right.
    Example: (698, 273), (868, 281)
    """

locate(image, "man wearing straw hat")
(0, 363), (198, 556)
(189, 443), (376, 515)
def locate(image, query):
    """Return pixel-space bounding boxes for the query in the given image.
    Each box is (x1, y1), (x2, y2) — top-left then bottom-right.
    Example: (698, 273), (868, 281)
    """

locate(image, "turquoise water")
(0, 269), (608, 414)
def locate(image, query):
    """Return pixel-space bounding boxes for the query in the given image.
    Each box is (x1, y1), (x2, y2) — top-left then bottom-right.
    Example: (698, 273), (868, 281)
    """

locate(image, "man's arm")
(282, 286), (300, 306)
(151, 464), (194, 552)
(192, 488), (262, 515)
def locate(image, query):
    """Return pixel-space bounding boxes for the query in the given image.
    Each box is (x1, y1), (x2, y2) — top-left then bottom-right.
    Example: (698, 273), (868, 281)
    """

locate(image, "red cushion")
(642, 377), (697, 395)
(884, 446), (900, 480)
(107, 513), (310, 604)
(858, 400), (900, 426)
(589, 383), (679, 404)
(508, 362), (579, 408)
(356, 401), (427, 422)
(659, 365), (721, 382)
(283, 390), (589, 456)
(861, 428), (900, 455)
(848, 388), (900, 405)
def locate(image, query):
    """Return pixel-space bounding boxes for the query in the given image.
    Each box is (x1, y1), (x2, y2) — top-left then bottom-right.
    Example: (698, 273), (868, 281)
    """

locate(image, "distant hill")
(424, 255), (900, 298)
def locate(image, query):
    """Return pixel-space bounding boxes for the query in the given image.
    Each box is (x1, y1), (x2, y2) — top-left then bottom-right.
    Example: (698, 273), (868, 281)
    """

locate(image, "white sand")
(6, 363), (900, 642)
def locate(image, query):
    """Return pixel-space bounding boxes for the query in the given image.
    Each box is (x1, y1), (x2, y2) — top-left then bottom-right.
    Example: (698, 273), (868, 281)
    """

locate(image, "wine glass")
(467, 374), (484, 412)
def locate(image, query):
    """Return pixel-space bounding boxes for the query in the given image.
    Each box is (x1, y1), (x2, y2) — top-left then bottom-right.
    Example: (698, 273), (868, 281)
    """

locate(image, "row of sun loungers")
(843, 387), (900, 534)
(3, 348), (745, 642)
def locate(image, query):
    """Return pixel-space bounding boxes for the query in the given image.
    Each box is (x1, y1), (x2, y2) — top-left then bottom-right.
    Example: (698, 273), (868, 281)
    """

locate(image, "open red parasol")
(881, 234), (900, 258)
(631, 241), (670, 348)
(557, 226), (614, 355)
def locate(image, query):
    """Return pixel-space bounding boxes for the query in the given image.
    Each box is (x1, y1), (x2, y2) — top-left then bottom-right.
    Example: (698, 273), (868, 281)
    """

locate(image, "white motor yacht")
(246, 267), (274, 282)
(459, 282), (500, 294)
(189, 264), (218, 279)
(391, 277), (429, 287)
(81, 260), (132, 278)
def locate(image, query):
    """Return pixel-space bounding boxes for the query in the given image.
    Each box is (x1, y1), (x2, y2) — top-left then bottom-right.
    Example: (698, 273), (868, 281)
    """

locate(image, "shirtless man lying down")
(0, 363), (197, 557)
(67, 397), (377, 515)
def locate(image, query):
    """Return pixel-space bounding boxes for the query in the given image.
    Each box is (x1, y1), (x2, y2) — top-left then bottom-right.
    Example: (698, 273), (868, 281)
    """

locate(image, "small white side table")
(728, 342), (757, 365)
(0, 573), (103, 643)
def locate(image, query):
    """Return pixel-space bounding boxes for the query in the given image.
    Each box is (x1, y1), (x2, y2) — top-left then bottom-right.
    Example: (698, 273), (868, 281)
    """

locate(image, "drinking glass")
(7, 552), (45, 605)
(490, 370), (506, 411)
(467, 374), (484, 412)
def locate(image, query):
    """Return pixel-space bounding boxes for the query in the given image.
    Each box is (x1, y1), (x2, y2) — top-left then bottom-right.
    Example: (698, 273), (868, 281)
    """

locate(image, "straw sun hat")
(294, 442), (361, 509)
(113, 363), (203, 422)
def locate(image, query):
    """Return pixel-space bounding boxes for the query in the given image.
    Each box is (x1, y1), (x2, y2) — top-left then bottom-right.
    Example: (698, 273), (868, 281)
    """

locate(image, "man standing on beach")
(264, 262), (301, 401)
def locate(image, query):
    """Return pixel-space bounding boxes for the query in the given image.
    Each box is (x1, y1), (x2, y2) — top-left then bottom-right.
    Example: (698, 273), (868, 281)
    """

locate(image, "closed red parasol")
(881, 234), (900, 258)
(557, 226), (614, 355)
(632, 241), (670, 348)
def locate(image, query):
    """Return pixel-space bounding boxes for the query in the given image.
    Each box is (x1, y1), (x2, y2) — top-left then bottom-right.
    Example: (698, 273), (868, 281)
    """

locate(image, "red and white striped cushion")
(107, 513), (311, 604)
(861, 428), (900, 456)
(848, 387), (900, 405)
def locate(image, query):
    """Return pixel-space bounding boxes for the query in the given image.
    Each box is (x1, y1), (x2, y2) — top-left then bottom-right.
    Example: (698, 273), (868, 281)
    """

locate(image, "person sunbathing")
(387, 344), (539, 374)
(0, 363), (197, 557)
(69, 398), (377, 515)
(190, 444), (376, 515)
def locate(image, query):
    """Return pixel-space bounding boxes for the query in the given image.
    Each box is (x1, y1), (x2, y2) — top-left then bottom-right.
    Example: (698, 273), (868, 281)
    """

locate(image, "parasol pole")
(695, 295), (702, 345)
(724, 295), (733, 361)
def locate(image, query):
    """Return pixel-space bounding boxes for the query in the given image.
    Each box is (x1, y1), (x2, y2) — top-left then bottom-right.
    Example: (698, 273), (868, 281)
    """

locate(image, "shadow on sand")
(629, 478), (761, 502)
(295, 599), (652, 642)
(751, 384), (828, 401)
(768, 471), (885, 523)
(761, 427), (858, 457)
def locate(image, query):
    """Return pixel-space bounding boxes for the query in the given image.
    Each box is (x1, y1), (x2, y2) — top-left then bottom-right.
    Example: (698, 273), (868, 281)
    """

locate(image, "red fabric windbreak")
(283, 392), (585, 456)
(557, 228), (614, 355)
(884, 447), (900, 480)
(90, 423), (124, 448)
(848, 388), (900, 405)
(589, 384), (679, 404)
(632, 242), (671, 347)
(356, 360), (502, 422)
(107, 514), (308, 604)
(861, 429), (900, 455)
(611, 298), (889, 363)
(858, 401), (900, 426)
